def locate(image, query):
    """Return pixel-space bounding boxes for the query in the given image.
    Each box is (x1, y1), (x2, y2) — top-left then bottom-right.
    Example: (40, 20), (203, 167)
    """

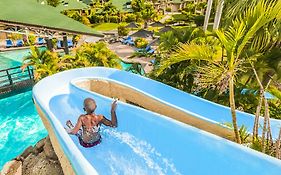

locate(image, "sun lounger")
(127, 40), (135, 46)
(136, 45), (154, 54)
(121, 36), (134, 45)
(5, 39), (13, 48)
(16, 40), (24, 47)
(57, 40), (63, 49)
(38, 37), (45, 45)
(67, 40), (74, 48)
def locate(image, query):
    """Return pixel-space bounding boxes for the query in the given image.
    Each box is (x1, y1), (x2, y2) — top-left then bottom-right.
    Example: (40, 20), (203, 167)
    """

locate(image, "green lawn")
(92, 23), (120, 31)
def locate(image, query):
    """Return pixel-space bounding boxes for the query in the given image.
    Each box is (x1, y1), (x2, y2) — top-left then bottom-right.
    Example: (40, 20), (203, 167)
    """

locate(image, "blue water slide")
(32, 67), (281, 175)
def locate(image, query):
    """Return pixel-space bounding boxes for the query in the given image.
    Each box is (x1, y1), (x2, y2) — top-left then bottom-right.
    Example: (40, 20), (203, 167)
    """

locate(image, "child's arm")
(67, 116), (83, 134)
(100, 100), (118, 127)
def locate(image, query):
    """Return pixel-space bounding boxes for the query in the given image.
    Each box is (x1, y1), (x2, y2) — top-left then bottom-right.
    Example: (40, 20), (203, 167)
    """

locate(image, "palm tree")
(76, 42), (122, 69)
(156, 0), (281, 143)
(22, 47), (63, 81)
(140, 2), (156, 28)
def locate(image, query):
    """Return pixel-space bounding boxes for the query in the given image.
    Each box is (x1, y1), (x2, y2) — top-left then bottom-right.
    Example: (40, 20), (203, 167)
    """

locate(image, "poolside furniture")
(136, 45), (154, 54)
(67, 39), (74, 48)
(121, 36), (134, 45)
(147, 48), (155, 54)
(127, 39), (135, 46)
(5, 39), (13, 48)
(150, 59), (155, 64)
(57, 40), (63, 49)
(16, 40), (24, 47)
(38, 37), (45, 45)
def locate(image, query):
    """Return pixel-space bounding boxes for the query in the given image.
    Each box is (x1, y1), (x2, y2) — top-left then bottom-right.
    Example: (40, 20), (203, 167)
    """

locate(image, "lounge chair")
(16, 40), (24, 47)
(150, 59), (155, 64)
(38, 37), (45, 45)
(136, 45), (154, 53)
(121, 36), (133, 45)
(147, 48), (155, 54)
(57, 40), (63, 49)
(67, 40), (74, 48)
(5, 39), (13, 48)
(127, 40), (135, 46)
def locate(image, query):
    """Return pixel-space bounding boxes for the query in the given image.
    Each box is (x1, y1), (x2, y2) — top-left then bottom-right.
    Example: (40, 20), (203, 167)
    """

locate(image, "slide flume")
(33, 67), (281, 175)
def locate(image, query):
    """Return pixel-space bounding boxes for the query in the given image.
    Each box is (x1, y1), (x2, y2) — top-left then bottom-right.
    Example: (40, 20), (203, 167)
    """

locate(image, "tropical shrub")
(125, 13), (137, 22)
(72, 35), (81, 46)
(22, 43), (121, 81)
(166, 7), (171, 12)
(75, 42), (121, 69)
(108, 15), (119, 23)
(118, 24), (129, 36)
(81, 16), (91, 26)
(134, 38), (148, 48)
(193, 15), (205, 26)
(28, 35), (36, 46)
(9, 33), (22, 40)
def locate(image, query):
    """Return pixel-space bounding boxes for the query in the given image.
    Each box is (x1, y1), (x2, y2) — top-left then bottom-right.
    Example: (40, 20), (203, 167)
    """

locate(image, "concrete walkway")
(108, 42), (154, 74)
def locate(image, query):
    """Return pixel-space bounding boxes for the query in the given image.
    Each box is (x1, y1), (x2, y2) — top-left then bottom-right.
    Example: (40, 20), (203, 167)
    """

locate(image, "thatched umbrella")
(149, 38), (160, 46)
(159, 26), (175, 33)
(125, 22), (138, 29)
(150, 21), (165, 27)
(130, 29), (153, 38)
(159, 26), (174, 33)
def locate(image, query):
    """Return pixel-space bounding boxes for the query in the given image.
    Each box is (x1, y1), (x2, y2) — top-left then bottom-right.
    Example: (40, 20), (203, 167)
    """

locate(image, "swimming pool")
(0, 91), (47, 170)
(0, 48), (46, 70)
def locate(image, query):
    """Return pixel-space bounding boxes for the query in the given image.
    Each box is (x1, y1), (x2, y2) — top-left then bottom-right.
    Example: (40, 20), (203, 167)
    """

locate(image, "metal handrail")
(0, 66), (34, 87)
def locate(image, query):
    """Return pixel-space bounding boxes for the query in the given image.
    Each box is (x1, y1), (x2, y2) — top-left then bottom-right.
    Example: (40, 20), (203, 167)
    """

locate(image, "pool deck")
(0, 45), (46, 52)
(108, 42), (154, 73)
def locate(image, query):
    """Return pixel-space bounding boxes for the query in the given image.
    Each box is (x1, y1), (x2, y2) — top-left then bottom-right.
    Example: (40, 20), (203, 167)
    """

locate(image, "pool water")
(0, 47), (46, 70)
(0, 91), (47, 170)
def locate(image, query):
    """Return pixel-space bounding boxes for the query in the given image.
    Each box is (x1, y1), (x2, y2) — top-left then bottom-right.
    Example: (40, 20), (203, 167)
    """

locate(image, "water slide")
(32, 67), (281, 175)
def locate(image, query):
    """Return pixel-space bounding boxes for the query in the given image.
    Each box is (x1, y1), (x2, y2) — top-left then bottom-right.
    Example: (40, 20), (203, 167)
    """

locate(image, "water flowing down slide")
(32, 67), (281, 175)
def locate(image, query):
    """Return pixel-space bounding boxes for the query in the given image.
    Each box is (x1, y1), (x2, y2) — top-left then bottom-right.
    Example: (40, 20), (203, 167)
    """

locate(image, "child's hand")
(65, 127), (72, 134)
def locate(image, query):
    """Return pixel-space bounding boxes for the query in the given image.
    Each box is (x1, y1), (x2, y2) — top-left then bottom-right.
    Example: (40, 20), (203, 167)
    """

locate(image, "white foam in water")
(103, 128), (182, 175)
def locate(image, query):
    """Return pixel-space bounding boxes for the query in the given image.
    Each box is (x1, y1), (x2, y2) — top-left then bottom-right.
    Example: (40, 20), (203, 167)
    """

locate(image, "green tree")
(131, 0), (145, 12)
(156, 0), (281, 144)
(22, 47), (63, 81)
(118, 24), (129, 36)
(140, 2), (156, 28)
(76, 42), (122, 69)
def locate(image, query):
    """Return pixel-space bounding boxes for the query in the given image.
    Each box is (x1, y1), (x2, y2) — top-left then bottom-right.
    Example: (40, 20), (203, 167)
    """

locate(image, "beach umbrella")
(130, 29), (153, 38)
(159, 26), (174, 33)
(150, 21), (165, 27)
(125, 22), (139, 29)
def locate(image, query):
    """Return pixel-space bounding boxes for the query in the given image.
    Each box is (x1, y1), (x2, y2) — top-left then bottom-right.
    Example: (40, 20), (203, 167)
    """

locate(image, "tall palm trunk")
(252, 66), (272, 152)
(203, 0), (213, 31)
(276, 128), (281, 159)
(253, 91), (263, 141)
(213, 0), (224, 30)
(229, 76), (241, 144)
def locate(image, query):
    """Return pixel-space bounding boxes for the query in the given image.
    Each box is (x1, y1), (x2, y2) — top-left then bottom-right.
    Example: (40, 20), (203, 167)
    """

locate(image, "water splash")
(102, 128), (182, 175)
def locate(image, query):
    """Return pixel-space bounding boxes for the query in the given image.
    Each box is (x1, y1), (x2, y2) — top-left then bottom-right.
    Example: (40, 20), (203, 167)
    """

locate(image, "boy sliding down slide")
(65, 98), (118, 148)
